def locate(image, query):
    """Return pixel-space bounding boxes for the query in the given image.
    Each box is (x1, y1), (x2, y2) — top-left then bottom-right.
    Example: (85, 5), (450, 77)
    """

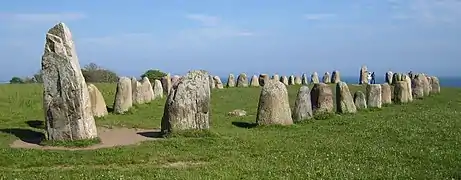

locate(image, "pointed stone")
(281, 76), (289, 85)
(236, 73), (248, 87)
(336, 82), (357, 113)
(250, 75), (260, 87)
(140, 77), (155, 102)
(359, 65), (368, 84)
(311, 72), (320, 84)
(227, 74), (236, 87)
(153, 79), (164, 99)
(301, 73), (309, 85)
(213, 76), (224, 89)
(292, 86), (313, 122)
(331, 70), (341, 83)
(88, 84), (108, 117)
(322, 72), (331, 84)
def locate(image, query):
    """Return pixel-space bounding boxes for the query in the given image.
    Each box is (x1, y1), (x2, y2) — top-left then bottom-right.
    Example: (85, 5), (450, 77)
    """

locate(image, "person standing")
(371, 72), (376, 84)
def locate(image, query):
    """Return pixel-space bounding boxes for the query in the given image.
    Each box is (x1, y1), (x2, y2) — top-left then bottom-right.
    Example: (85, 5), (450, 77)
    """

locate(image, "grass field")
(0, 83), (460, 179)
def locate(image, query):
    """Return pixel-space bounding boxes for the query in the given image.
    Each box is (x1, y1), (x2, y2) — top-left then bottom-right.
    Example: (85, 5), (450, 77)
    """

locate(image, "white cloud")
(0, 12), (86, 23)
(303, 13), (336, 20)
(185, 14), (221, 27)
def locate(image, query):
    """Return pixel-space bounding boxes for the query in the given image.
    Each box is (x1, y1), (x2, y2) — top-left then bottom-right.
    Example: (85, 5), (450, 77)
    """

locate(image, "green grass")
(40, 138), (101, 148)
(0, 83), (461, 179)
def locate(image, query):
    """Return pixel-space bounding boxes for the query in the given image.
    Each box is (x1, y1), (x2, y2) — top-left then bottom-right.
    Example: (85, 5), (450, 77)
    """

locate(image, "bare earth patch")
(9, 127), (162, 151)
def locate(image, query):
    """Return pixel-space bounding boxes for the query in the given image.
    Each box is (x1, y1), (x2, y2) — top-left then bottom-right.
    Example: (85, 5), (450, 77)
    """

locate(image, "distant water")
(217, 76), (461, 88)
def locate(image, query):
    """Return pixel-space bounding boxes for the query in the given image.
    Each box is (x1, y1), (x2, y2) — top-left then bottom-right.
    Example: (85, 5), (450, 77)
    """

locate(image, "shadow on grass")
(26, 120), (45, 129)
(232, 121), (258, 129)
(137, 131), (164, 138)
(0, 128), (44, 145)
(106, 106), (114, 113)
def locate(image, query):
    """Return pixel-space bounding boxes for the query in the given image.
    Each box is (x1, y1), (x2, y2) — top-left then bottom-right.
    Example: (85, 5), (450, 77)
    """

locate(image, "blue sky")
(0, 0), (460, 81)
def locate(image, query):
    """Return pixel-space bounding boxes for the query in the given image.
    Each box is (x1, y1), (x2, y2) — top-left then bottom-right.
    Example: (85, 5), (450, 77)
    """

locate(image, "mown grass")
(0, 83), (460, 179)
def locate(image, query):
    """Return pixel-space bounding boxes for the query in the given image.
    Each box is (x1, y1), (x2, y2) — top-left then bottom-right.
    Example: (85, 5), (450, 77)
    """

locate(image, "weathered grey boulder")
(209, 75), (215, 89)
(336, 82), (357, 113)
(114, 77), (133, 114)
(331, 70), (340, 83)
(294, 75), (302, 85)
(213, 76), (224, 89)
(281, 76), (289, 85)
(354, 91), (367, 110)
(161, 74), (172, 95)
(394, 81), (410, 103)
(236, 73), (248, 87)
(161, 70), (211, 134)
(140, 77), (155, 102)
(153, 79), (164, 99)
(227, 74), (235, 87)
(256, 80), (293, 125)
(292, 86), (313, 122)
(403, 75), (413, 102)
(381, 83), (392, 104)
(41, 22), (98, 141)
(385, 71), (393, 84)
(288, 75), (295, 85)
(87, 84), (108, 117)
(430, 76), (440, 93)
(301, 73), (309, 85)
(272, 74), (280, 81)
(310, 83), (334, 115)
(259, 74), (270, 86)
(250, 75), (260, 87)
(359, 65), (368, 84)
(411, 74), (425, 99)
(131, 77), (143, 104)
(322, 72), (331, 84)
(366, 84), (382, 108)
(311, 72), (320, 84)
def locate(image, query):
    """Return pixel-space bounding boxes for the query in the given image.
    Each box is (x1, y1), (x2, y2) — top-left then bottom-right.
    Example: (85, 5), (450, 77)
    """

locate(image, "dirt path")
(9, 127), (162, 151)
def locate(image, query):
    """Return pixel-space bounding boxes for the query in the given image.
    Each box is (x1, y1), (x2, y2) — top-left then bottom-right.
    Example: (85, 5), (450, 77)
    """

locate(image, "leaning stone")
(153, 79), (164, 99)
(213, 76), (224, 89)
(288, 75), (295, 85)
(366, 84), (382, 108)
(161, 70), (211, 134)
(250, 75), (260, 87)
(227, 74), (235, 87)
(386, 71), (393, 84)
(87, 84), (108, 117)
(41, 22), (98, 140)
(281, 76), (289, 85)
(256, 80), (293, 125)
(114, 77), (133, 114)
(394, 81), (410, 103)
(228, 109), (246, 117)
(354, 91), (367, 110)
(322, 72), (331, 84)
(336, 82), (357, 113)
(359, 65), (368, 84)
(294, 76), (302, 85)
(259, 74), (270, 86)
(140, 77), (155, 102)
(310, 83), (334, 115)
(331, 70), (341, 83)
(236, 73), (248, 87)
(381, 83), (392, 104)
(161, 74), (172, 95)
(430, 76), (440, 94)
(301, 73), (309, 85)
(311, 72), (320, 84)
(292, 86), (313, 122)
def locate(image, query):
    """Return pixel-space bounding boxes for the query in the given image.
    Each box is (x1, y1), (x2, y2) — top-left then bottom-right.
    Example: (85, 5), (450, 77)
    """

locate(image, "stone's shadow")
(137, 131), (163, 138)
(231, 121), (258, 129)
(26, 120), (45, 129)
(106, 106), (114, 113)
(0, 128), (44, 145)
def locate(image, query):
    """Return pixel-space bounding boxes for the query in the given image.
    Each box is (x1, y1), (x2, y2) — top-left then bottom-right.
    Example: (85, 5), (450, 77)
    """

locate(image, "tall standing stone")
(259, 74), (270, 86)
(256, 80), (293, 125)
(359, 65), (368, 84)
(131, 77), (143, 104)
(288, 75), (295, 85)
(236, 73), (248, 87)
(354, 91), (367, 110)
(301, 73), (309, 85)
(227, 74), (235, 87)
(366, 84), (382, 108)
(41, 23), (98, 140)
(331, 70), (341, 83)
(153, 79), (164, 99)
(310, 83), (334, 115)
(412, 74), (426, 99)
(394, 81), (410, 103)
(161, 74), (172, 95)
(386, 71), (393, 84)
(336, 82), (357, 113)
(161, 70), (211, 134)
(294, 75), (302, 85)
(403, 75), (413, 102)
(381, 83), (392, 104)
(114, 77), (133, 114)
(322, 72), (331, 84)
(213, 76), (224, 89)
(281, 76), (289, 85)
(209, 75), (215, 89)
(292, 86), (313, 122)
(311, 72), (320, 84)
(421, 74), (431, 96)
(250, 75), (260, 87)
(430, 76), (440, 94)
(140, 77), (155, 102)
(87, 84), (108, 117)
(171, 75), (181, 85)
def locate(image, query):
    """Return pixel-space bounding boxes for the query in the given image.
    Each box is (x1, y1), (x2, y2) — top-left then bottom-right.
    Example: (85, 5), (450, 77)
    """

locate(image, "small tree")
(32, 71), (43, 83)
(81, 63), (118, 83)
(141, 69), (167, 82)
(9, 77), (24, 84)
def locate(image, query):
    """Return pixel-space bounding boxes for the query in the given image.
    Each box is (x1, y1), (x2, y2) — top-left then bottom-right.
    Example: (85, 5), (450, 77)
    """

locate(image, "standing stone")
(256, 80), (293, 125)
(301, 73), (309, 85)
(171, 75), (180, 85)
(392, 73), (399, 84)
(310, 83), (334, 115)
(294, 76), (302, 85)
(430, 76), (440, 94)
(336, 82), (357, 114)
(394, 81), (410, 103)
(386, 71), (393, 84)
(281, 76), (289, 85)
(140, 77), (155, 102)
(153, 79), (164, 99)
(427, 76), (433, 93)
(331, 70), (341, 83)
(403, 75), (413, 102)
(161, 70), (211, 134)
(236, 73), (248, 87)
(366, 84), (382, 108)
(87, 84), (108, 117)
(250, 75), (260, 87)
(259, 74), (270, 86)
(322, 72), (331, 84)
(311, 72), (320, 84)
(131, 78), (144, 104)
(292, 86), (313, 122)
(209, 75), (215, 89)
(412, 74), (426, 99)
(272, 74), (280, 81)
(288, 75), (295, 85)
(161, 74), (172, 95)
(354, 91), (367, 110)
(421, 74), (431, 96)
(359, 65), (368, 84)
(41, 22), (98, 141)
(227, 74), (235, 87)
(381, 83), (392, 104)
(114, 77), (133, 114)
(213, 76), (224, 89)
